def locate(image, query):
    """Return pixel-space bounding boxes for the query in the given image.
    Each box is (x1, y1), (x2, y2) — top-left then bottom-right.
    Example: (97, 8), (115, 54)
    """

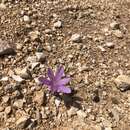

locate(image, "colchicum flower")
(39, 66), (71, 94)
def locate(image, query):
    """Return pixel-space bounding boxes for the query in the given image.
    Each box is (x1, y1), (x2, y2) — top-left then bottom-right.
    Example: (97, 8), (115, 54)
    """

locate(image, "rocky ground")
(0, 0), (130, 130)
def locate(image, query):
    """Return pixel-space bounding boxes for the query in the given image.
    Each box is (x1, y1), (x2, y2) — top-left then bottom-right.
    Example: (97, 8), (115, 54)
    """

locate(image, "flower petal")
(58, 85), (71, 93)
(48, 68), (54, 80)
(38, 76), (51, 85)
(50, 86), (57, 93)
(55, 66), (64, 80)
(57, 77), (70, 86)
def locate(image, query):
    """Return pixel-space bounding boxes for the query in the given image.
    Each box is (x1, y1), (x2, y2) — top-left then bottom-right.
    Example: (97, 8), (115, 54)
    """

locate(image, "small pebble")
(53, 20), (62, 28)
(12, 90), (21, 98)
(45, 29), (52, 34)
(0, 3), (6, 10)
(91, 89), (100, 102)
(26, 56), (37, 63)
(23, 15), (30, 23)
(76, 110), (87, 119)
(110, 21), (120, 30)
(15, 68), (31, 79)
(0, 76), (9, 81)
(84, 74), (89, 84)
(105, 42), (114, 48)
(13, 99), (24, 108)
(29, 31), (40, 41)
(4, 106), (12, 115)
(103, 120), (112, 127)
(67, 107), (78, 117)
(105, 127), (112, 130)
(111, 109), (119, 122)
(41, 110), (48, 119)
(31, 62), (40, 70)
(2, 96), (10, 103)
(16, 116), (31, 129)
(34, 77), (41, 85)
(55, 97), (61, 108)
(12, 75), (25, 83)
(4, 84), (17, 93)
(16, 44), (23, 50)
(0, 39), (16, 56)
(118, 83), (130, 92)
(35, 52), (46, 63)
(114, 75), (130, 92)
(70, 33), (82, 43)
(113, 30), (123, 38)
(98, 46), (106, 52)
(34, 90), (46, 106)
(46, 45), (52, 52)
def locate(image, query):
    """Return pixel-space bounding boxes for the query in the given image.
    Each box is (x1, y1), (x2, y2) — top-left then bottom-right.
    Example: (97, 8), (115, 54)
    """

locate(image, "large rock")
(0, 39), (15, 56)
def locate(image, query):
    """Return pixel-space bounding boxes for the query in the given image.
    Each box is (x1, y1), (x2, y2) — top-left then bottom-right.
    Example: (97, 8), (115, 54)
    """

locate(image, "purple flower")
(39, 66), (71, 94)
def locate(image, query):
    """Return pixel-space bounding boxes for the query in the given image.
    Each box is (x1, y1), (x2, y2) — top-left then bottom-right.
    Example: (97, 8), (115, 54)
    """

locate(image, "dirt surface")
(0, 0), (130, 130)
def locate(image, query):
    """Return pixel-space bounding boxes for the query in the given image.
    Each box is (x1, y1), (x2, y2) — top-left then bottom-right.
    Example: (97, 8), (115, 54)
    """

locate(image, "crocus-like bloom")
(39, 66), (71, 94)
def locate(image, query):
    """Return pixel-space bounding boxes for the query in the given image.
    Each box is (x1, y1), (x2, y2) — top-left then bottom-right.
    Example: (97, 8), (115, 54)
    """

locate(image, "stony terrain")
(0, 0), (130, 130)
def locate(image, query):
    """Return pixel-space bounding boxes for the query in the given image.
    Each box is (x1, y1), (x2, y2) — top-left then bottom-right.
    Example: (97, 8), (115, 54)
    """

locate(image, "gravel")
(0, 0), (130, 130)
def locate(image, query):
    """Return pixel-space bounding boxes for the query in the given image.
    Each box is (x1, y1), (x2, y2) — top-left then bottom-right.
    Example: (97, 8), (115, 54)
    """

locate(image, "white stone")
(105, 127), (112, 130)
(70, 34), (81, 43)
(36, 52), (46, 62)
(53, 20), (62, 28)
(23, 15), (30, 22)
(12, 75), (25, 83)
(55, 97), (61, 108)
(105, 42), (114, 48)
(98, 46), (106, 52)
(0, 76), (9, 81)
(34, 77), (41, 85)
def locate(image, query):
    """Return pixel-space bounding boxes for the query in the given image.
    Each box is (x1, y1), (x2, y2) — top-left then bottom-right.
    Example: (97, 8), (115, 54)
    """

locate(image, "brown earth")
(0, 0), (130, 130)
